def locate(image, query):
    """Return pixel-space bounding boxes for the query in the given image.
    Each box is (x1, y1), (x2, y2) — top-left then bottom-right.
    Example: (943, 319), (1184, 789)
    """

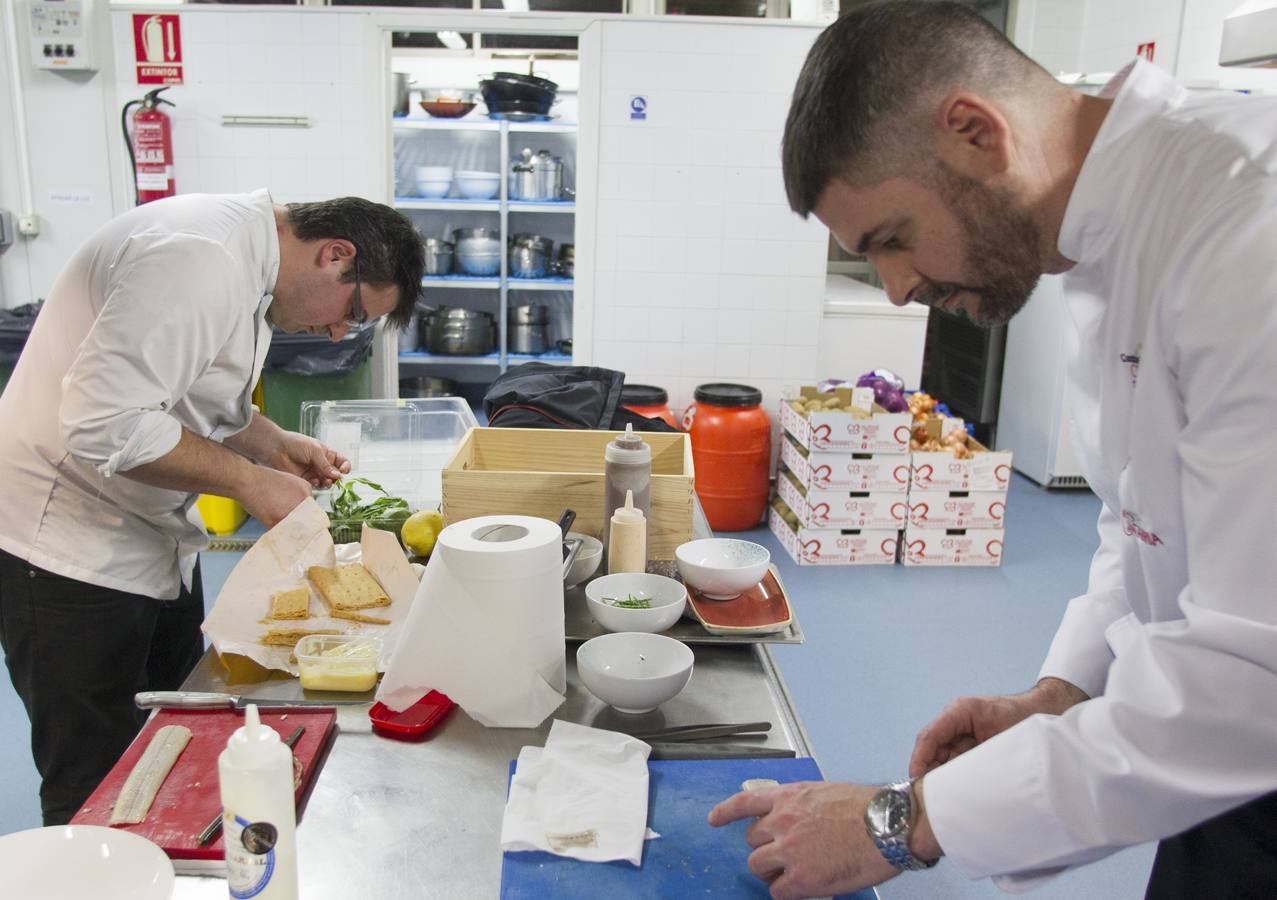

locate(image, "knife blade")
(646, 742), (797, 760)
(630, 721), (772, 742)
(135, 691), (370, 710)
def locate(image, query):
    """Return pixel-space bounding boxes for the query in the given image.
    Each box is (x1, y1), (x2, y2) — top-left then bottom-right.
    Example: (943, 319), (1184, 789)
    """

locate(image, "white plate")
(0, 825), (175, 899)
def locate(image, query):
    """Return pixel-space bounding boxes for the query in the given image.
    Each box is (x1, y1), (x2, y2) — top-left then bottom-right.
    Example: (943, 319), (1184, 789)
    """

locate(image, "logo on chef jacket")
(629, 96), (648, 121)
(1121, 509), (1163, 547)
(1120, 346), (1141, 385)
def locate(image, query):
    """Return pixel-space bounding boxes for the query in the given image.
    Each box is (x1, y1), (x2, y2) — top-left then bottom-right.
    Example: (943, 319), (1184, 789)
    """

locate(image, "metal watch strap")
(868, 780), (938, 872)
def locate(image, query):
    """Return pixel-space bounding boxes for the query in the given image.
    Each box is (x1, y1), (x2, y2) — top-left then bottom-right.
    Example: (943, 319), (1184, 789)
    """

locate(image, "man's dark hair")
(782, 1), (1051, 216)
(285, 197), (423, 329)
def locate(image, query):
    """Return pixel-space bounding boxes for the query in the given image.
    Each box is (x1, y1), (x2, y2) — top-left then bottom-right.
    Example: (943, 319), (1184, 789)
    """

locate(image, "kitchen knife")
(135, 691), (370, 710)
(630, 721), (772, 742)
(646, 742), (797, 761)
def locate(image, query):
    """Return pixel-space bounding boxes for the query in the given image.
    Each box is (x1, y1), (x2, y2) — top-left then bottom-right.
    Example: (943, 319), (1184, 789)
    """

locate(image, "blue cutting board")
(500, 756), (875, 899)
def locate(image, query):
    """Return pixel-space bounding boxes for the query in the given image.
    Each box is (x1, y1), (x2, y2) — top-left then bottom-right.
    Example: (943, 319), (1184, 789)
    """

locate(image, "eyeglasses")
(343, 258), (366, 328)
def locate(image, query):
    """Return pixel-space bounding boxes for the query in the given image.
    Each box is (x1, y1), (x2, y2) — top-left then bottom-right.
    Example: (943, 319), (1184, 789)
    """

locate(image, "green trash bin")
(260, 328), (376, 434)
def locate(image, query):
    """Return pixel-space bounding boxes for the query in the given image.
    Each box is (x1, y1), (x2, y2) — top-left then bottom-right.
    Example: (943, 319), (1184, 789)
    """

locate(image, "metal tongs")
(629, 721), (772, 743)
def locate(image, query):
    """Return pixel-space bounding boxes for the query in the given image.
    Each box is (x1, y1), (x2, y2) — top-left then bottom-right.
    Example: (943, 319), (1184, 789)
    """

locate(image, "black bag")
(483, 362), (677, 432)
(264, 327), (375, 376)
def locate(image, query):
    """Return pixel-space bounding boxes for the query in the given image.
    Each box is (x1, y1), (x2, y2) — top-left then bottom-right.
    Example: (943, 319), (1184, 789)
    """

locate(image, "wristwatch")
(864, 780), (938, 871)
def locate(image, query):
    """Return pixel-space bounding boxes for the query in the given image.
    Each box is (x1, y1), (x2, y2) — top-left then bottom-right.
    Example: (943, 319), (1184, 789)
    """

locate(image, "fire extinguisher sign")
(132, 14), (183, 85)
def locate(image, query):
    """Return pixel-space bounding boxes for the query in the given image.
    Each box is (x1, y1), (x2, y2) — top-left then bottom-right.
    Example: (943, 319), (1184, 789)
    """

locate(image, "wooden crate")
(442, 427), (695, 559)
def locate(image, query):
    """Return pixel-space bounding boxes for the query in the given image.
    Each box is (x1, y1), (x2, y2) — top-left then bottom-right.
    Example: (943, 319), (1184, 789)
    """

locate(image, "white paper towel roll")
(376, 515), (566, 728)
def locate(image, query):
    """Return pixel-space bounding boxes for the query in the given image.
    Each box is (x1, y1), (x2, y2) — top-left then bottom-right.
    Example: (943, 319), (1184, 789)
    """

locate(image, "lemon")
(401, 510), (444, 557)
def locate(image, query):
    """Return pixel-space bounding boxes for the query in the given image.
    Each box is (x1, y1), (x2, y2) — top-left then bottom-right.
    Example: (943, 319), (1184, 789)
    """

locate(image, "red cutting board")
(685, 565), (793, 636)
(71, 707), (338, 866)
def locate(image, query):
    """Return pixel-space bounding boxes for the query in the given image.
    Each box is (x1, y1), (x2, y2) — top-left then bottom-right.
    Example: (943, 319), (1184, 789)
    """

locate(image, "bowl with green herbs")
(584, 572), (687, 634)
(324, 477), (414, 546)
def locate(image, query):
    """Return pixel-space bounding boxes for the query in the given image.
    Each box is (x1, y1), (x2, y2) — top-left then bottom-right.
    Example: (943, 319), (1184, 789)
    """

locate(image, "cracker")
(306, 564), (390, 612)
(259, 627), (342, 648)
(330, 609), (392, 625)
(268, 587), (310, 621)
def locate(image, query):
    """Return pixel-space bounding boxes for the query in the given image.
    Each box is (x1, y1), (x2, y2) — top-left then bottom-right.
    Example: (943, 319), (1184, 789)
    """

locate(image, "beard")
(916, 166), (1043, 328)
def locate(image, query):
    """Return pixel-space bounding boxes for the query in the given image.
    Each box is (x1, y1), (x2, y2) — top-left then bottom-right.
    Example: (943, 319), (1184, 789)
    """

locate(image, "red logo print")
(1121, 510), (1163, 546)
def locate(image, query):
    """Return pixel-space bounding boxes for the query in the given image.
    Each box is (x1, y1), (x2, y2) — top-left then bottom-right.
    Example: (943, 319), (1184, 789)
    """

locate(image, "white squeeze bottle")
(602, 424), (651, 554)
(608, 490), (648, 574)
(218, 704), (299, 900)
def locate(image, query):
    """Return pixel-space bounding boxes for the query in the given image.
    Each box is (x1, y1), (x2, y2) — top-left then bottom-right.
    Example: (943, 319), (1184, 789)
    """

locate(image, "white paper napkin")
(501, 720), (654, 866)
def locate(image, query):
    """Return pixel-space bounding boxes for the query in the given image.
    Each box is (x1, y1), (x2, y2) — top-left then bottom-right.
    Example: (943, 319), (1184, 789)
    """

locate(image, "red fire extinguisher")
(122, 87), (176, 206)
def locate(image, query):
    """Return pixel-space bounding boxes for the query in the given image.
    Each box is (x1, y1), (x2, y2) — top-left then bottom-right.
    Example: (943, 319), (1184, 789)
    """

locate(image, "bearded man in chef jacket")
(0, 191), (424, 825)
(709, 3), (1277, 897)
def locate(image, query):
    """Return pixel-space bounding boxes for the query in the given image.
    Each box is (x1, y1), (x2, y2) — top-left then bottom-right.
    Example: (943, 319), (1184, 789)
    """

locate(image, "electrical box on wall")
(28, 0), (96, 72)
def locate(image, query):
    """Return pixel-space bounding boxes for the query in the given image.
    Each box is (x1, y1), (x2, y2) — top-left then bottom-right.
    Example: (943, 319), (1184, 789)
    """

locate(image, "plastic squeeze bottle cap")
(226, 704), (283, 767)
(606, 423), (651, 462)
(613, 489), (645, 524)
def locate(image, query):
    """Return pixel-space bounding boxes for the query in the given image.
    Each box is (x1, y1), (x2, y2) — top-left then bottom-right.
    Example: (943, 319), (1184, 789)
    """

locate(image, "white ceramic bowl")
(0, 824), (175, 900)
(584, 572), (687, 633)
(576, 632), (694, 713)
(454, 170), (501, 200)
(415, 165), (453, 181)
(675, 538), (770, 599)
(415, 178), (452, 199)
(564, 531), (603, 588)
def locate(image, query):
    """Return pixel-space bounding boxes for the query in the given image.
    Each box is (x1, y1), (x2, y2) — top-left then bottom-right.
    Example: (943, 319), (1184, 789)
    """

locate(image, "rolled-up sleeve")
(60, 234), (238, 475)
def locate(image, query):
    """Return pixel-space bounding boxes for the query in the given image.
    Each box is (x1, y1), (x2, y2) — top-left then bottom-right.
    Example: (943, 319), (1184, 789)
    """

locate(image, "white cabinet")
(391, 115), (577, 379)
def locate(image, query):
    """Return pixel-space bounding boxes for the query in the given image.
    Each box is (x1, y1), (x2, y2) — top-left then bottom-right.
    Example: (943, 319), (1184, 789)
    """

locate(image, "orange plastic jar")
(621, 384), (679, 430)
(683, 383), (771, 532)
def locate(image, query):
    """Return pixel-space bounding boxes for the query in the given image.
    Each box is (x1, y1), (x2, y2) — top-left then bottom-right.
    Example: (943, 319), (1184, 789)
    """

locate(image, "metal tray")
(564, 559), (804, 645)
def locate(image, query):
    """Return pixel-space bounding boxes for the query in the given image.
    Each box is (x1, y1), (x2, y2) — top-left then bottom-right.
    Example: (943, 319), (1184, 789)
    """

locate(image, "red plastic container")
(369, 690), (454, 741)
(683, 383), (771, 531)
(621, 384), (679, 430)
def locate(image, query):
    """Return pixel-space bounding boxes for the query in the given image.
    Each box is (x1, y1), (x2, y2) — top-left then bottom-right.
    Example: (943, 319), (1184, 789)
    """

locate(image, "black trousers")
(0, 549), (205, 826)
(1146, 791), (1277, 899)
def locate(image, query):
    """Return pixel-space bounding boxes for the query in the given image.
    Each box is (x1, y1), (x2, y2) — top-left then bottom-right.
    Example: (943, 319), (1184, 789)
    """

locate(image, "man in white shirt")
(709, 4), (1277, 898)
(0, 191), (424, 825)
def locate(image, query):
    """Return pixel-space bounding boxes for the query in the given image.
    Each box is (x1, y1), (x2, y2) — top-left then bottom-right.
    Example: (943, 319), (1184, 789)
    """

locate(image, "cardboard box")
(909, 441), (1012, 492)
(780, 434), (909, 494)
(777, 465), (908, 530)
(441, 427), (694, 559)
(769, 499), (899, 566)
(781, 388), (911, 454)
(901, 526), (1005, 566)
(907, 490), (1007, 530)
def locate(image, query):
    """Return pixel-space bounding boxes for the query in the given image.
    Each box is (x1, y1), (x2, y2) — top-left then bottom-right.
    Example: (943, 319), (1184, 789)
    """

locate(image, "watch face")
(866, 788), (910, 838)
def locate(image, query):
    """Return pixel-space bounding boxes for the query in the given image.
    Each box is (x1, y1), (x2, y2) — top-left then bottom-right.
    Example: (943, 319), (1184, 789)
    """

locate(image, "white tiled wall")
(1020, 0), (1277, 92)
(109, 8), (383, 204)
(590, 19), (828, 436)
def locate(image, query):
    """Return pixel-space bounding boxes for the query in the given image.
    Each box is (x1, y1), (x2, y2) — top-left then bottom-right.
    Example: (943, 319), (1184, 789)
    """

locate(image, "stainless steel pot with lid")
(422, 237), (454, 275)
(509, 148), (564, 201)
(510, 303), (548, 325)
(423, 306), (496, 355)
(508, 233), (554, 278)
(453, 227), (502, 276)
(393, 73), (412, 117)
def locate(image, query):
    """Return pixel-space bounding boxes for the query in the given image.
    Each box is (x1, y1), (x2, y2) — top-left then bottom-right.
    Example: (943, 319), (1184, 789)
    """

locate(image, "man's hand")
(707, 782), (900, 900)
(909, 677), (1089, 778)
(267, 431), (350, 488)
(236, 467), (315, 529)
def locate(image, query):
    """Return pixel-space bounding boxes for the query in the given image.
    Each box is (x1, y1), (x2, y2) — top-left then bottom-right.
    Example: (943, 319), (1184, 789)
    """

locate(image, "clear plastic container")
(295, 634), (383, 692)
(300, 398), (478, 543)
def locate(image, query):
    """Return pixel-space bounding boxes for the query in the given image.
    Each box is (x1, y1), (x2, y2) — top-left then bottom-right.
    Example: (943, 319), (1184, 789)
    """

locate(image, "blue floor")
(0, 474), (1155, 896)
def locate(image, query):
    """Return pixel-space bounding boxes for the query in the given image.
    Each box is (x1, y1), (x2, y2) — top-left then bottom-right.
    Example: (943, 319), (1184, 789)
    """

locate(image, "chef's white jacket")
(925, 59), (1277, 885)
(0, 191), (278, 600)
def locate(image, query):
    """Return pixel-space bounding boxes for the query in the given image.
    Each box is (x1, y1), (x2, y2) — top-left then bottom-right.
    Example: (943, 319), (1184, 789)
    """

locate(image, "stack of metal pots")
(509, 233), (554, 279)
(509, 304), (549, 354)
(419, 306), (496, 356)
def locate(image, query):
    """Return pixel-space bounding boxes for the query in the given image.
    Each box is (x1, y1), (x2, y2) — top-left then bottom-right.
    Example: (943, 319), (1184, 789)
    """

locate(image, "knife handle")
(135, 691), (236, 710)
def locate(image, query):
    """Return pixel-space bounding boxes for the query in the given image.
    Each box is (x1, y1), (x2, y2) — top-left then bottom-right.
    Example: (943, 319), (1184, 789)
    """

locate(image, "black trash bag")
(483, 362), (678, 432)
(0, 301), (43, 365)
(264, 326), (376, 376)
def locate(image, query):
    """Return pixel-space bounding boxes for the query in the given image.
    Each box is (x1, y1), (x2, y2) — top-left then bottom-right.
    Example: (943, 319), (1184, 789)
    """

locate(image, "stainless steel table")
(172, 640), (814, 898)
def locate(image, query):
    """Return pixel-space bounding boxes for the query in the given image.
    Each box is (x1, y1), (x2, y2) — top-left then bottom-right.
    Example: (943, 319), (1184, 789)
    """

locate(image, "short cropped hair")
(782, 1), (1050, 216)
(286, 198), (423, 329)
